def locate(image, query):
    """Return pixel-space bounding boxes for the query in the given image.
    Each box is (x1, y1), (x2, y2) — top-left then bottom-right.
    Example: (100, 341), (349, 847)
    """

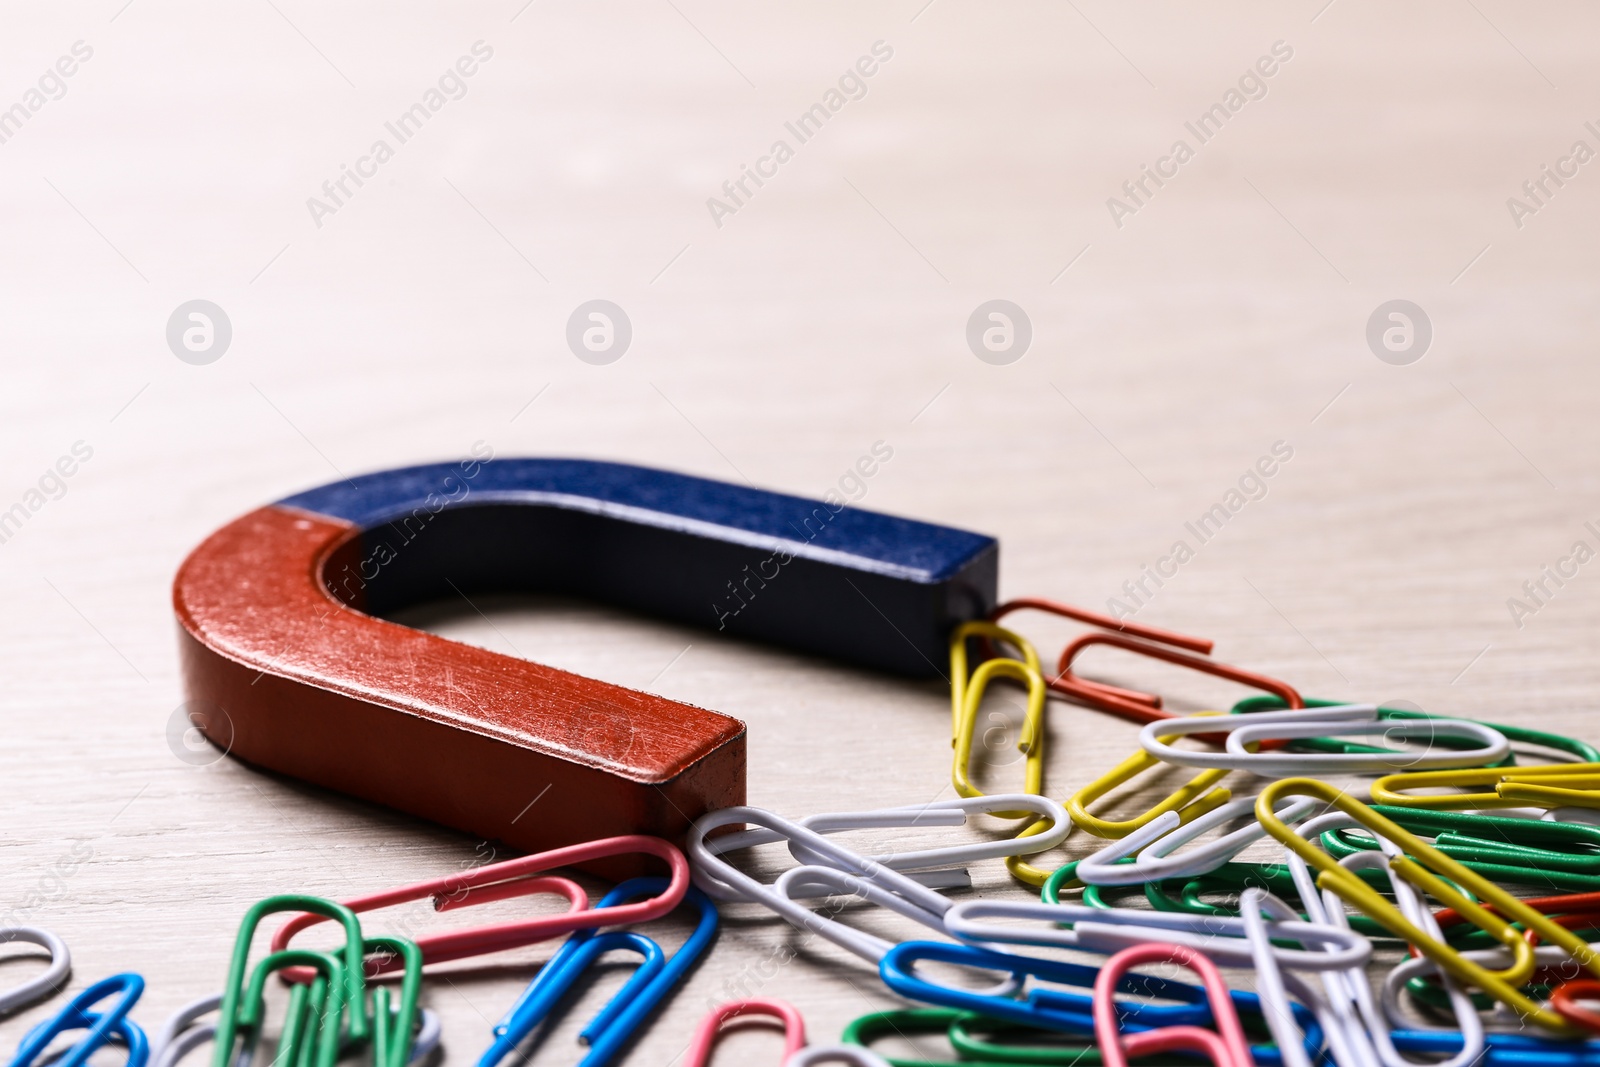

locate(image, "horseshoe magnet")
(172, 457), (997, 854)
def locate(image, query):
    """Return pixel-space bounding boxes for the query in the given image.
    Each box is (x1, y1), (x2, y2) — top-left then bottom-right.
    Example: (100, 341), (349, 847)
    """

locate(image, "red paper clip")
(1551, 980), (1600, 1034)
(990, 597), (1213, 655)
(271, 835), (687, 978)
(1053, 631), (1302, 728)
(986, 598), (1214, 711)
(684, 1000), (807, 1067)
(1428, 890), (1600, 985)
(1094, 942), (1253, 1067)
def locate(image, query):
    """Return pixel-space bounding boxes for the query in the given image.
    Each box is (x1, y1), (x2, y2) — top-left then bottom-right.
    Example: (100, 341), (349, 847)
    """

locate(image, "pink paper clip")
(684, 1000), (807, 1067)
(1093, 942), (1253, 1067)
(271, 834), (688, 977)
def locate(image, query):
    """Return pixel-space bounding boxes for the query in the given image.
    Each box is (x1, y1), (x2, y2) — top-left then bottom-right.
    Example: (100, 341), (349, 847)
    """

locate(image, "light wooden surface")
(5, 1), (1600, 1062)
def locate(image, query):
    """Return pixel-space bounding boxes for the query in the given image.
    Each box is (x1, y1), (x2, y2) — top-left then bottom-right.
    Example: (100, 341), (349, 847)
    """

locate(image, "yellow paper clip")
(950, 635), (1057, 885)
(1257, 778), (1600, 1032)
(1496, 770), (1600, 810)
(948, 621), (1069, 886)
(1067, 726), (1233, 839)
(1002, 816), (1065, 888)
(952, 654), (1046, 817)
(949, 621), (1041, 745)
(1370, 761), (1600, 811)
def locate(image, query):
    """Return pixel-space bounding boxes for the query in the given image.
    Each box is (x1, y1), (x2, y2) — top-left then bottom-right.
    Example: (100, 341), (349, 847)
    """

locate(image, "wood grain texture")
(3, 1), (1600, 1063)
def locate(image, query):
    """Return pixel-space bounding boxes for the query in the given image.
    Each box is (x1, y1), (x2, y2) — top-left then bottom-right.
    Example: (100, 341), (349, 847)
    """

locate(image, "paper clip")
(1095, 857), (1394, 941)
(1230, 879), (1465, 1067)
(150, 996), (237, 1067)
(0, 927), (70, 1017)
(484, 877), (718, 1067)
(1075, 793), (1318, 886)
(948, 644), (1058, 884)
(778, 795), (1072, 892)
(1051, 630), (1303, 729)
(684, 1000), (806, 1067)
(359, 937), (425, 1067)
(688, 806), (1005, 973)
(1383, 941), (1580, 1039)
(944, 1012), (1172, 1067)
(271, 835), (684, 973)
(871, 1011), (1255, 1067)
(215, 894), (372, 1067)
(841, 1009), (979, 1067)
(1387, 1029), (1600, 1067)
(1000, 819), (1072, 889)
(1067, 731), (1232, 839)
(879, 939), (1319, 1066)
(1405, 890), (1600, 1012)
(1551, 982), (1600, 1035)
(944, 897), (1368, 972)
(1371, 763), (1600, 811)
(10, 973), (147, 1067)
(480, 932), (663, 1067)
(1279, 811), (1485, 1067)
(1257, 777), (1600, 1031)
(215, 893), (421, 1067)
(235, 937), (421, 1067)
(951, 647), (1047, 817)
(1139, 704), (1510, 776)
(1235, 887), (1332, 1067)
(1231, 695), (1600, 764)
(987, 597), (1214, 717)
(988, 596), (1215, 653)
(150, 994), (441, 1067)
(1319, 805), (1600, 891)
(1093, 942), (1253, 1067)
(1429, 890), (1600, 951)
(949, 620), (1043, 743)
(235, 949), (348, 1067)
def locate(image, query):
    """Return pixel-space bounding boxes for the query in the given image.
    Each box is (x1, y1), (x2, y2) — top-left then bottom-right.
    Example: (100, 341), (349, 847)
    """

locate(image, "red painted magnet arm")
(174, 505), (745, 860)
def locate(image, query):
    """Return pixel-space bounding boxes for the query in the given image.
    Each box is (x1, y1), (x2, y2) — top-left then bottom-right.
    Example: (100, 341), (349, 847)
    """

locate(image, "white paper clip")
(687, 805), (1021, 992)
(1075, 793), (1318, 886)
(1282, 811), (1484, 1067)
(0, 928), (70, 1018)
(695, 794), (1069, 900)
(1137, 704), (1510, 776)
(786, 1046), (893, 1067)
(944, 897), (1369, 972)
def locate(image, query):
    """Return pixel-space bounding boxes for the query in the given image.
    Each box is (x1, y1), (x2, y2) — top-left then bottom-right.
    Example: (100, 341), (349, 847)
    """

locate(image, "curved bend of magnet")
(172, 457), (998, 858)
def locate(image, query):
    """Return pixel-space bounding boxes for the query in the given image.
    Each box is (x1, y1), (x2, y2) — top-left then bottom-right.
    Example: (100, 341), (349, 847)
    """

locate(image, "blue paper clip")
(480, 932), (664, 1067)
(879, 941), (1322, 1067)
(482, 877), (718, 1067)
(1391, 1029), (1600, 1067)
(9, 973), (148, 1067)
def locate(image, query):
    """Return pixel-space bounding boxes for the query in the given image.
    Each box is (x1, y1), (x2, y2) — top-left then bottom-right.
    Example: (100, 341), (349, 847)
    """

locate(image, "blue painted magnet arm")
(278, 458), (998, 678)
(277, 458), (995, 583)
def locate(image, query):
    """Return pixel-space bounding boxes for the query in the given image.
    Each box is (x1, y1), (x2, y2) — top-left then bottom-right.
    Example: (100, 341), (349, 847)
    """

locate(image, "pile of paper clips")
(12, 596), (1600, 1067)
